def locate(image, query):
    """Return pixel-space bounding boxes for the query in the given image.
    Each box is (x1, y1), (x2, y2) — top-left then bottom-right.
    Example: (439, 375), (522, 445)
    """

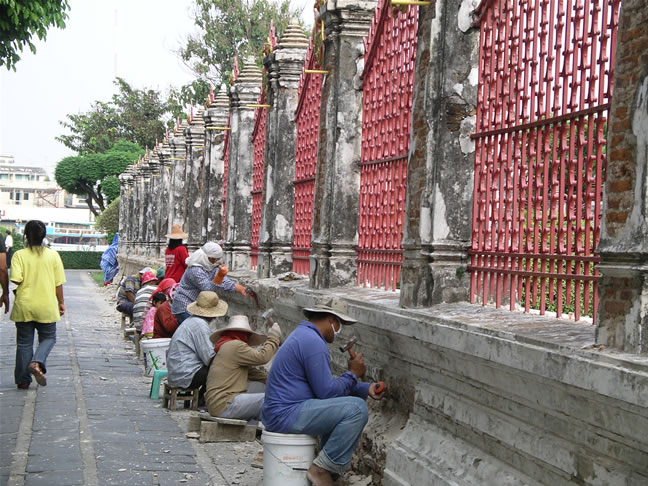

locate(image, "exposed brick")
(604, 300), (627, 315)
(606, 211), (629, 224)
(609, 147), (633, 161)
(620, 290), (634, 300)
(606, 197), (621, 210)
(609, 179), (633, 192)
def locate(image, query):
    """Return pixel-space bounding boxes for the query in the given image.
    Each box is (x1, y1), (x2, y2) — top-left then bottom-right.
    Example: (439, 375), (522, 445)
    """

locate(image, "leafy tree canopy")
(95, 196), (120, 240)
(179, 0), (301, 86)
(57, 78), (170, 155)
(0, 0), (70, 70)
(55, 140), (141, 216)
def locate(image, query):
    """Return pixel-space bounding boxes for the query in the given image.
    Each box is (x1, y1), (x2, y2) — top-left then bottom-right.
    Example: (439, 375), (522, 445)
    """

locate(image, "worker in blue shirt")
(262, 306), (385, 486)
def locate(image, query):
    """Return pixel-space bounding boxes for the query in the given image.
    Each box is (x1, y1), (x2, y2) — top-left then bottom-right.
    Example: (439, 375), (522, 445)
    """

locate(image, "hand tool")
(374, 381), (386, 394)
(245, 286), (260, 307)
(339, 336), (358, 355)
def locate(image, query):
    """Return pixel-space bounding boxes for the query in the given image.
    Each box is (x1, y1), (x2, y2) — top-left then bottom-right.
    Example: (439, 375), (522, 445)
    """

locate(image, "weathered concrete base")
(596, 257), (648, 353)
(309, 242), (357, 289)
(383, 416), (542, 486)
(256, 244), (292, 279)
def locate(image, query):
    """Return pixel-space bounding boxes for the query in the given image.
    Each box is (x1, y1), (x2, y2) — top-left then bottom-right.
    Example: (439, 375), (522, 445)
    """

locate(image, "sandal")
(27, 363), (47, 386)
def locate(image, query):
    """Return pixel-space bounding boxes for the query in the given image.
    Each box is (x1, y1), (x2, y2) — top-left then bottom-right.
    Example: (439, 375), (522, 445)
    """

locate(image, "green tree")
(95, 196), (120, 242)
(55, 140), (141, 216)
(179, 0), (300, 86)
(0, 0), (70, 70)
(57, 78), (170, 155)
(166, 78), (211, 120)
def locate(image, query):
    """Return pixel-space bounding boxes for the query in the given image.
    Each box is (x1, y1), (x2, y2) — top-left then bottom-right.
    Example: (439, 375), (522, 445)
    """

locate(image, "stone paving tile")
(24, 470), (85, 486)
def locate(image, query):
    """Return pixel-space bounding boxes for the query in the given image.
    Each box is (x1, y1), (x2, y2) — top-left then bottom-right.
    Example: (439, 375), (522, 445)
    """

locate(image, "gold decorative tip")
(305, 69), (329, 74)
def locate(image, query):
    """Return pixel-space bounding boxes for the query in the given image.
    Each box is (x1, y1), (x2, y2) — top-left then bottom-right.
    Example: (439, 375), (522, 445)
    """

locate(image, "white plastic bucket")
(262, 431), (317, 486)
(140, 338), (171, 376)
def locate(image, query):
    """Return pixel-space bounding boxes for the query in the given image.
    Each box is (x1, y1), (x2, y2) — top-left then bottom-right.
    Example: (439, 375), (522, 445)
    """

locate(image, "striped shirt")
(133, 285), (156, 329)
(170, 265), (235, 315)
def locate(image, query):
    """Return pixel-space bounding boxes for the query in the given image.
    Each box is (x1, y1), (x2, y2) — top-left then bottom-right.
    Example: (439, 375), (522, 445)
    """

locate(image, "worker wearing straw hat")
(166, 291), (229, 402)
(205, 315), (282, 421)
(164, 224), (189, 283)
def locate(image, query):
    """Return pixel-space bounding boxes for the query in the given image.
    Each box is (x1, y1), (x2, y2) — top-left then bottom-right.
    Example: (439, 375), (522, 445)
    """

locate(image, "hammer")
(261, 308), (274, 325)
(339, 336), (358, 356)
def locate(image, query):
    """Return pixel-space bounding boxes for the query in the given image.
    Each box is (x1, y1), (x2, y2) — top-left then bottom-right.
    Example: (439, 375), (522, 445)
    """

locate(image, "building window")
(23, 192), (29, 201)
(0, 174), (8, 180)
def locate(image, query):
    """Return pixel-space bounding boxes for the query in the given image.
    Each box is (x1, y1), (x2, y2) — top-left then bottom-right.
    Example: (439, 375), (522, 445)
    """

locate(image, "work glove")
(268, 322), (282, 342)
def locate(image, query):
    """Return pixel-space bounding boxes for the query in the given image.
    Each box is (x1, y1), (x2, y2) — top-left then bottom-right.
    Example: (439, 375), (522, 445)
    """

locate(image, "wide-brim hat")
(187, 291), (228, 318)
(303, 305), (357, 325)
(139, 266), (153, 274)
(210, 314), (267, 346)
(166, 224), (188, 239)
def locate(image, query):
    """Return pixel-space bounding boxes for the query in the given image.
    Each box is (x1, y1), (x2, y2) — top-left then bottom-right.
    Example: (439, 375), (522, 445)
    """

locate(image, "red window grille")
(469, 0), (620, 321)
(357, 0), (419, 290)
(250, 91), (267, 270)
(222, 114), (230, 242)
(292, 34), (324, 276)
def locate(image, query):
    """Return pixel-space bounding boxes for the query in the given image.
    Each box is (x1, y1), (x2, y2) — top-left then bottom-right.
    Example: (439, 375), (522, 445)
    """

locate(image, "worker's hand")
(58, 302), (66, 316)
(268, 322), (282, 342)
(348, 352), (366, 378)
(1, 292), (8, 314)
(234, 284), (254, 297)
(368, 382), (386, 400)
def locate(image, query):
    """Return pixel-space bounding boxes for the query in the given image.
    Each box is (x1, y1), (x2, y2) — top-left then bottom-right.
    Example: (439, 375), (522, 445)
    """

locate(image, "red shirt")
(153, 301), (179, 338)
(164, 245), (189, 283)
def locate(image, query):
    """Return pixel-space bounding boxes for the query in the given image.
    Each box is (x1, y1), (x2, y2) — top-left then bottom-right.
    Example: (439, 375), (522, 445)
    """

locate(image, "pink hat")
(140, 271), (158, 285)
(150, 278), (177, 300)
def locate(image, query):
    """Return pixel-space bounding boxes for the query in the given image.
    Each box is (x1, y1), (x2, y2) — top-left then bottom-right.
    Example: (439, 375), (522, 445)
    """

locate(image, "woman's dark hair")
(23, 220), (47, 251)
(152, 292), (167, 304)
(168, 239), (184, 250)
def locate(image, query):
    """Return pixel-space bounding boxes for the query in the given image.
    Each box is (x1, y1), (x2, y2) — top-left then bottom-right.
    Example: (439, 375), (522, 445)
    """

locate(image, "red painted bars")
(292, 22), (324, 275)
(357, 0), (419, 290)
(250, 91), (267, 270)
(469, 0), (620, 320)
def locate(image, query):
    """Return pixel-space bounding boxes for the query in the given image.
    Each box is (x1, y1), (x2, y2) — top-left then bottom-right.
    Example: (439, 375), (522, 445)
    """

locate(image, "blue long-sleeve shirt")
(261, 320), (370, 433)
(171, 265), (235, 315)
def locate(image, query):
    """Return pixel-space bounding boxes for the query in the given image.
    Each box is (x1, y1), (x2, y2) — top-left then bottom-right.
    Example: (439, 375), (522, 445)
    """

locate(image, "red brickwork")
(604, 0), (648, 237)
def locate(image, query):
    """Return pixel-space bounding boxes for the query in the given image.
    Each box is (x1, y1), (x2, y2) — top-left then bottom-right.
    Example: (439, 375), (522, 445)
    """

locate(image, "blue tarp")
(100, 234), (119, 284)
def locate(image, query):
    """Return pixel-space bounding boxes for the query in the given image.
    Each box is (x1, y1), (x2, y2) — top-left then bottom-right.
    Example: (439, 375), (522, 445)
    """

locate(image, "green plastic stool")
(150, 369), (168, 400)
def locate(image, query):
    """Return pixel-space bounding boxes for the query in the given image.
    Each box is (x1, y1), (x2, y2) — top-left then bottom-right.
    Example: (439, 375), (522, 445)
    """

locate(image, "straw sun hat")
(209, 315), (267, 346)
(166, 224), (188, 239)
(187, 291), (228, 318)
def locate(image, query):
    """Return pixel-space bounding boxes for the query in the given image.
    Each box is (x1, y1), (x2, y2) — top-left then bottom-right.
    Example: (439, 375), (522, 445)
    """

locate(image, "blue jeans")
(15, 322), (57, 385)
(288, 397), (368, 475)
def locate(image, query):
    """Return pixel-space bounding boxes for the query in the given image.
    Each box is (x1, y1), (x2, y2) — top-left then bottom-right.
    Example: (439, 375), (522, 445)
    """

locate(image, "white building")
(0, 154), (88, 210)
(0, 155), (108, 249)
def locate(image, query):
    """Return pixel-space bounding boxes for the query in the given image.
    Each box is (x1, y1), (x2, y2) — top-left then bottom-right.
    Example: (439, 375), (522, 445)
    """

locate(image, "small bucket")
(140, 338), (171, 376)
(262, 431), (317, 486)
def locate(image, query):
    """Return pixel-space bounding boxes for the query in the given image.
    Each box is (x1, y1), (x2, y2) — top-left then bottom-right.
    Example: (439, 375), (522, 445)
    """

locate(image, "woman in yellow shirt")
(10, 220), (66, 389)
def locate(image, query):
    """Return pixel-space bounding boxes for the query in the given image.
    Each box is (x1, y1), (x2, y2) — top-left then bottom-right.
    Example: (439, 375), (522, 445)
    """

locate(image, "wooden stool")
(163, 383), (200, 410)
(120, 313), (132, 330)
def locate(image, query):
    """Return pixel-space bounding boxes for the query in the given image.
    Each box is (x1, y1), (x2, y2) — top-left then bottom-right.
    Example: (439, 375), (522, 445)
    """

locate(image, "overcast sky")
(0, 0), (313, 176)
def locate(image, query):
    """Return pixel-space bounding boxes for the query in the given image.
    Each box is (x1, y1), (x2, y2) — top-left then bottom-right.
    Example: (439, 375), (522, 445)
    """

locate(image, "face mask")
(331, 319), (342, 339)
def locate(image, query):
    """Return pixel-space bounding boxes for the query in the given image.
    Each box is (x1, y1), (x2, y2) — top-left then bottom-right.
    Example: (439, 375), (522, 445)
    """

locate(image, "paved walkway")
(0, 270), (263, 486)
